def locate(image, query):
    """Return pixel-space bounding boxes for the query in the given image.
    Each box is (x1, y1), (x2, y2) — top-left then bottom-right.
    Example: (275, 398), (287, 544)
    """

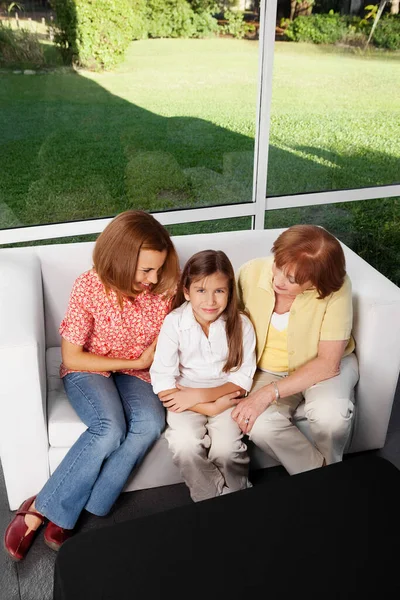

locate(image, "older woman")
(232, 225), (359, 474)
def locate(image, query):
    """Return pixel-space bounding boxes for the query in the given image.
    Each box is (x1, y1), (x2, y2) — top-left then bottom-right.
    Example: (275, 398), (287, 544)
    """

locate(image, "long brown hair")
(272, 225), (346, 299)
(93, 210), (179, 305)
(173, 250), (244, 373)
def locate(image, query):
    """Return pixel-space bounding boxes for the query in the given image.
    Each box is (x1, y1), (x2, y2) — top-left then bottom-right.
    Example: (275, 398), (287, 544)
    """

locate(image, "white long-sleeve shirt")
(150, 302), (256, 394)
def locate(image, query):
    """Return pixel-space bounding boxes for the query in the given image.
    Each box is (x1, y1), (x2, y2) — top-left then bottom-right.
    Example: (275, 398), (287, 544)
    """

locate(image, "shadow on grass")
(0, 69), (256, 227)
(0, 67), (399, 283)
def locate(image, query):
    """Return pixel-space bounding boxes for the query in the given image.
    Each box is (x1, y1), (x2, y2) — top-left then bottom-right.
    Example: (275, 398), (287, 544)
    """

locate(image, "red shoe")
(44, 521), (73, 551)
(4, 496), (45, 561)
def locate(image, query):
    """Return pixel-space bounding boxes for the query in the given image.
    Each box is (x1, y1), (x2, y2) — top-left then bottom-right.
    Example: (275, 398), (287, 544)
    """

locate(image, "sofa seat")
(46, 347), (309, 483)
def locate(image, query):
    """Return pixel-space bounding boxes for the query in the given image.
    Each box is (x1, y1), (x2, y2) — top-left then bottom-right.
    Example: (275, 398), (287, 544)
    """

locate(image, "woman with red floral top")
(4, 210), (179, 561)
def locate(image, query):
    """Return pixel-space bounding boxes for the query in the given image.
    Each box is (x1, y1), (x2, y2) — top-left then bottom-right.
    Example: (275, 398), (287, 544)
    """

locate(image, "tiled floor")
(1, 377), (399, 600)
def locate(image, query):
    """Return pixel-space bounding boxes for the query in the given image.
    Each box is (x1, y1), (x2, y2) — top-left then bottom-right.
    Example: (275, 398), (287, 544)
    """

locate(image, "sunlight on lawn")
(1, 37), (399, 226)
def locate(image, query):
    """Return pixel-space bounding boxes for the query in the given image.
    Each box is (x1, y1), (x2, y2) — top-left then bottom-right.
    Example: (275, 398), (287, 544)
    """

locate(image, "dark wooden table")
(54, 455), (400, 600)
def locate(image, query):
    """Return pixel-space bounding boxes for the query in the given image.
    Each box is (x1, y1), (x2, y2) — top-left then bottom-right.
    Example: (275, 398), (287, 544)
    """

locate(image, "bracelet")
(271, 381), (280, 404)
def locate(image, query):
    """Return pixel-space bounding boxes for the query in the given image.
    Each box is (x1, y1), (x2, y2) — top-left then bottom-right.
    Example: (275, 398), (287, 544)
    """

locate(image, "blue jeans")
(35, 373), (165, 529)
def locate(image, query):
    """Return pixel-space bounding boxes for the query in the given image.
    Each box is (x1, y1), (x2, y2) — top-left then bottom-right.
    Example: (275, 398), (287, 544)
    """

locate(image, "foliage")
(130, 0), (149, 40)
(284, 10), (400, 49)
(221, 9), (255, 39)
(0, 21), (44, 67)
(191, 9), (219, 37)
(372, 15), (400, 49)
(50, 0), (136, 69)
(143, 0), (218, 39)
(51, 0), (219, 64)
(359, 3), (379, 26)
(188, 0), (217, 12)
(146, 0), (197, 38)
(285, 12), (347, 44)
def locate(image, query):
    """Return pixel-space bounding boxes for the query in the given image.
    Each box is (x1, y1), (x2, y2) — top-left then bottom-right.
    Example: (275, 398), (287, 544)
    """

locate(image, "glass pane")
(1, 7), (258, 230)
(267, 13), (400, 196)
(264, 197), (400, 286)
(166, 216), (252, 236)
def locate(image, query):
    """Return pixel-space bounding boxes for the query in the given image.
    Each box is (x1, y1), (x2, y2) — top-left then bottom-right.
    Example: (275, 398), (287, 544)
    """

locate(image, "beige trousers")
(166, 408), (250, 502)
(249, 353), (359, 475)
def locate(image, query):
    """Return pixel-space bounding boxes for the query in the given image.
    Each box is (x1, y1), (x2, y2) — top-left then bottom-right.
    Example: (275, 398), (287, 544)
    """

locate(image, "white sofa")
(1, 229), (400, 511)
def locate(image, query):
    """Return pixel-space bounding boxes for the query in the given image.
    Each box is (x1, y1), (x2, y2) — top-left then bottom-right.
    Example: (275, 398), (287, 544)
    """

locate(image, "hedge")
(51, 0), (218, 70)
(50, 0), (136, 69)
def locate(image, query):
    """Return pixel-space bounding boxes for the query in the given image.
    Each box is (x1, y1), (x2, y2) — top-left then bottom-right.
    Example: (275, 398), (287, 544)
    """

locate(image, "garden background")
(0, 0), (399, 284)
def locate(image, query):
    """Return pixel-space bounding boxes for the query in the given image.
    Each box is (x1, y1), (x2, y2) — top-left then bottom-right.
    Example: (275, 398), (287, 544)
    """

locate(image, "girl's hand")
(209, 390), (242, 416)
(135, 338), (158, 370)
(231, 385), (275, 434)
(161, 384), (201, 412)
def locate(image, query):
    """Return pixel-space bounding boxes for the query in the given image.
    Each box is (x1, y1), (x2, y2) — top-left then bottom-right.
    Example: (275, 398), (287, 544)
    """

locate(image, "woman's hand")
(135, 338), (158, 370)
(232, 385), (276, 434)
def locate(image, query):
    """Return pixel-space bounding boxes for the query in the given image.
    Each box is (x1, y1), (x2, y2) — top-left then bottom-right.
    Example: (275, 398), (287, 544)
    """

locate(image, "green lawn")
(0, 37), (399, 281)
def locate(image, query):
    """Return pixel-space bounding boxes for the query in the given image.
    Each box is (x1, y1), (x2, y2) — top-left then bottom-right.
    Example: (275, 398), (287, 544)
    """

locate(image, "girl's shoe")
(44, 521), (73, 551)
(4, 496), (45, 561)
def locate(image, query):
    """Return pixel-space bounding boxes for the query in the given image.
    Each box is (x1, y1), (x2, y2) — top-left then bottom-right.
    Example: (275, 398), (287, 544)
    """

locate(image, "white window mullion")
(266, 184), (400, 211)
(252, 0), (277, 230)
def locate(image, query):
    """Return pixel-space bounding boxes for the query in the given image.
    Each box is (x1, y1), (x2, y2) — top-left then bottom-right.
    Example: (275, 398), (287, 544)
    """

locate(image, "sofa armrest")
(0, 252), (49, 509)
(344, 247), (400, 452)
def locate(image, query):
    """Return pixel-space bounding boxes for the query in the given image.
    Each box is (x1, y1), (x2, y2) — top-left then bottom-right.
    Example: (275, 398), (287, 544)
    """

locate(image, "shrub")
(146, 0), (196, 38)
(130, 0), (149, 40)
(0, 22), (45, 68)
(285, 13), (348, 44)
(50, 0), (136, 70)
(221, 9), (255, 39)
(145, 0), (217, 39)
(191, 9), (219, 37)
(372, 16), (400, 50)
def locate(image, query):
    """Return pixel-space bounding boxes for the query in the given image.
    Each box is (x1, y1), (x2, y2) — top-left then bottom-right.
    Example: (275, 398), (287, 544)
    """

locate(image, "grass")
(0, 37), (399, 281)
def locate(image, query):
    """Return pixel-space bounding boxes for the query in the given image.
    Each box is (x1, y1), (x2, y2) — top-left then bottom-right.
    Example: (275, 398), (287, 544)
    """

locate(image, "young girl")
(150, 250), (256, 502)
(5, 210), (179, 561)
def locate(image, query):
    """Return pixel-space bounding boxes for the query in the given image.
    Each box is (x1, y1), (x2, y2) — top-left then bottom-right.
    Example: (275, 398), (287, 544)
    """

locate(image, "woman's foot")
(24, 500), (44, 535)
(44, 522), (73, 551)
(4, 496), (45, 561)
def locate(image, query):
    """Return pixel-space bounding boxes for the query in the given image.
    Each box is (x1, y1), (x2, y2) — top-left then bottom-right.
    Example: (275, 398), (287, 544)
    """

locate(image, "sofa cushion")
(47, 347), (86, 448)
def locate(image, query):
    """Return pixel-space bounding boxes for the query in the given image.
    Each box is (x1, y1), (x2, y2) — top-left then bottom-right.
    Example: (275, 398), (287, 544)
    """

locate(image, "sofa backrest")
(21, 228), (399, 350)
(34, 229), (283, 348)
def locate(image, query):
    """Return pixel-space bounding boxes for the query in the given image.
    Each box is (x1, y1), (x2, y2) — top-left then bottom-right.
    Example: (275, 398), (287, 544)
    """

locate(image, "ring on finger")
(244, 418), (250, 424)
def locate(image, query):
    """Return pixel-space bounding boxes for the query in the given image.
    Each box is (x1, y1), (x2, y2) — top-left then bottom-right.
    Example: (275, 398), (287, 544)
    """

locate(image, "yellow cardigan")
(237, 256), (355, 373)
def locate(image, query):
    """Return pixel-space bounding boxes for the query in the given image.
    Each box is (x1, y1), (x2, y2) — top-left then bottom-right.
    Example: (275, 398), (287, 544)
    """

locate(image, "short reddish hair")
(272, 225), (346, 299)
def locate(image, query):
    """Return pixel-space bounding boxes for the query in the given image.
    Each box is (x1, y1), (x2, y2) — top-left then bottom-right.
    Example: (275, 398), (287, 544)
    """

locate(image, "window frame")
(0, 0), (399, 245)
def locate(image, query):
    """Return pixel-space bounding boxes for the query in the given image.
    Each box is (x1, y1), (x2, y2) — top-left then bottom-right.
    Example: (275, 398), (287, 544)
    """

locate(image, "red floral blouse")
(59, 270), (171, 381)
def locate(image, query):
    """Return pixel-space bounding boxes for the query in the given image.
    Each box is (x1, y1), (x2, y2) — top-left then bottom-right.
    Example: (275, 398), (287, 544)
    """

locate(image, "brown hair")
(173, 250), (244, 373)
(272, 225), (346, 299)
(93, 210), (179, 305)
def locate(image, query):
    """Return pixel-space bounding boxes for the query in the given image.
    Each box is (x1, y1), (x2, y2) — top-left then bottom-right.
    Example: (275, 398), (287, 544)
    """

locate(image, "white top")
(270, 311), (289, 331)
(150, 301), (257, 394)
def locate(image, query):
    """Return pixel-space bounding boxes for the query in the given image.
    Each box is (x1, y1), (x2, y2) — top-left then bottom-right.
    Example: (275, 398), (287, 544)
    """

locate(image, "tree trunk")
(290, 0), (314, 20)
(390, 0), (399, 14)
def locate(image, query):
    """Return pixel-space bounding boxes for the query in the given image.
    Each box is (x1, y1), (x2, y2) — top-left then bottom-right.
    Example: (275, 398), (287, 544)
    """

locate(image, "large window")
(1, 0), (399, 285)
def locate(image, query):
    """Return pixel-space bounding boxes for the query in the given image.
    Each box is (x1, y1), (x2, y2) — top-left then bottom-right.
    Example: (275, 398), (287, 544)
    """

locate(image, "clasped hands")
(159, 384), (241, 414)
(159, 383), (276, 427)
